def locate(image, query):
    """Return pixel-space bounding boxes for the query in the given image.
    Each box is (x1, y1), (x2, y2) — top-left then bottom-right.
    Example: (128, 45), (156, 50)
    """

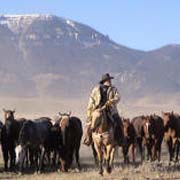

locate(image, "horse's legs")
(34, 149), (39, 172)
(75, 142), (81, 170)
(94, 141), (103, 175)
(92, 143), (98, 165)
(122, 144), (128, 164)
(19, 147), (26, 174)
(106, 145), (115, 174)
(156, 143), (161, 162)
(1, 144), (8, 171)
(129, 144), (135, 163)
(9, 146), (16, 171)
(138, 139), (144, 163)
(151, 144), (156, 161)
(39, 147), (46, 173)
(174, 140), (179, 162)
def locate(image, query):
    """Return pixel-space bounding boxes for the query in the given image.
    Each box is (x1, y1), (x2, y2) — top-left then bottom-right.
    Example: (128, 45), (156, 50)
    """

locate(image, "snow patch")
(66, 19), (76, 28)
(0, 14), (53, 34)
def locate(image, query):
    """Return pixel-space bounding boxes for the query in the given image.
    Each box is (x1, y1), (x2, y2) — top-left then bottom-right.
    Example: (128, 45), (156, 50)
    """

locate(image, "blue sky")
(0, 0), (180, 51)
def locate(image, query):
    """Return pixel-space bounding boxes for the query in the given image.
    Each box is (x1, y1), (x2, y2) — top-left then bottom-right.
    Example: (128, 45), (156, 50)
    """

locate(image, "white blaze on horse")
(91, 105), (117, 175)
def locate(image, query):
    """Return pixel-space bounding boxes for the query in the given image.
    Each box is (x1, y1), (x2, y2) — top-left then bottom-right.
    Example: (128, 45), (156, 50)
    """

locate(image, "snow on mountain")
(0, 14), (179, 100)
(0, 14), (53, 33)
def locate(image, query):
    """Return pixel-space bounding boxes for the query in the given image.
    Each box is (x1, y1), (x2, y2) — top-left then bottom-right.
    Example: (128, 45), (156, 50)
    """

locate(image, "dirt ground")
(1, 144), (180, 180)
(0, 97), (180, 179)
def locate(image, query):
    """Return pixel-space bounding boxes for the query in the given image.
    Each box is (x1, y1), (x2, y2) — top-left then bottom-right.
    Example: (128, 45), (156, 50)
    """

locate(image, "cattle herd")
(0, 109), (180, 176)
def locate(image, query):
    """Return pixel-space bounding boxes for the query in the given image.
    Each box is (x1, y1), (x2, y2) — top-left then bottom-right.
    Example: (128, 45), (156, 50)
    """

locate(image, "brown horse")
(142, 115), (164, 162)
(91, 106), (116, 175)
(58, 112), (83, 172)
(131, 115), (146, 162)
(162, 111), (180, 162)
(122, 118), (136, 164)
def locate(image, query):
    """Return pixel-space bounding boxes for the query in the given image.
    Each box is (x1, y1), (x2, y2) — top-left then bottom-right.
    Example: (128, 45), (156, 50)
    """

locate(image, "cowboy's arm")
(86, 87), (97, 125)
(107, 87), (120, 106)
(86, 97), (94, 125)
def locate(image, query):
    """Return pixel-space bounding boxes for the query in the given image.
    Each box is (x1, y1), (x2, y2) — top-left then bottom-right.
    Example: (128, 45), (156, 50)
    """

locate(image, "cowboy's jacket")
(86, 84), (120, 125)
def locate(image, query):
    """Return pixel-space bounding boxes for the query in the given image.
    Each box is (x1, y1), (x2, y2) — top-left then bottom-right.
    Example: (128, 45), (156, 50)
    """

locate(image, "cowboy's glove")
(106, 100), (113, 107)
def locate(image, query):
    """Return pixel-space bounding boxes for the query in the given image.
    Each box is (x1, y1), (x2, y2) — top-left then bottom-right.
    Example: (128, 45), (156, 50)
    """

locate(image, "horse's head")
(58, 111), (71, 146)
(3, 108), (15, 121)
(162, 111), (177, 142)
(58, 111), (71, 131)
(162, 111), (173, 127)
(142, 115), (155, 141)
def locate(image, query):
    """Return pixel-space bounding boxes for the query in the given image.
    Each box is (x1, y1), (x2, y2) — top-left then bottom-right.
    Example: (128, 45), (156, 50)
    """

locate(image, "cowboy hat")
(100, 73), (114, 84)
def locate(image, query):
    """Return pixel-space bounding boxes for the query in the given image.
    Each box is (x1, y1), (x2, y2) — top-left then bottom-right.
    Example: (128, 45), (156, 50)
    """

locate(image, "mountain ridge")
(0, 14), (179, 100)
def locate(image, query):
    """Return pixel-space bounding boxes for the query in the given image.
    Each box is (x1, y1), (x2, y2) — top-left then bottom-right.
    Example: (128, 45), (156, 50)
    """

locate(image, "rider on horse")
(83, 73), (124, 146)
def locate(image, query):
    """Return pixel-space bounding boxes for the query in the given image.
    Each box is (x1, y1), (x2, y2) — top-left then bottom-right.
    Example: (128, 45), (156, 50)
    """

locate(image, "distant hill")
(0, 14), (179, 101)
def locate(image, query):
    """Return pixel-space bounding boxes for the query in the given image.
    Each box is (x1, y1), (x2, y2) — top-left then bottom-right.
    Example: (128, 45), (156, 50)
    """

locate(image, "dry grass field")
(1, 144), (180, 180)
(0, 97), (180, 179)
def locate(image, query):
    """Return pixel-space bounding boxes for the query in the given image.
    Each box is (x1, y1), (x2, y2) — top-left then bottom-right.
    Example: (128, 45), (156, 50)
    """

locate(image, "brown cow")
(162, 111), (180, 162)
(142, 115), (164, 162)
(122, 118), (136, 164)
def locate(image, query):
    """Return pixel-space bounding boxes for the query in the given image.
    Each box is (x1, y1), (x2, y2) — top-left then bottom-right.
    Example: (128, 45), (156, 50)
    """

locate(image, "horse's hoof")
(18, 172), (22, 176)
(37, 170), (42, 174)
(106, 167), (112, 174)
(98, 170), (103, 176)
(75, 168), (80, 173)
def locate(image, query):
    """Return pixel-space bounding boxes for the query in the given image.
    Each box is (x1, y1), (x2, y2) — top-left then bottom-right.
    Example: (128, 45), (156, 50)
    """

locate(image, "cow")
(122, 118), (136, 164)
(1, 109), (26, 171)
(142, 115), (164, 162)
(58, 112), (83, 172)
(18, 117), (52, 174)
(162, 111), (180, 163)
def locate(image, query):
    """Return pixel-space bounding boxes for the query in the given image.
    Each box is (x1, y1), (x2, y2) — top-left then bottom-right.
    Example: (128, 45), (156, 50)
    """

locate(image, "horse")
(122, 118), (136, 164)
(131, 115), (146, 162)
(142, 115), (164, 162)
(58, 112), (83, 172)
(162, 111), (180, 163)
(91, 105), (117, 176)
(18, 117), (52, 173)
(1, 109), (26, 171)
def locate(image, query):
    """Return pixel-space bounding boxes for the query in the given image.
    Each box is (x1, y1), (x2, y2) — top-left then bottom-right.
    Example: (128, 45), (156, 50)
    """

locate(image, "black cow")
(18, 117), (52, 173)
(58, 112), (83, 172)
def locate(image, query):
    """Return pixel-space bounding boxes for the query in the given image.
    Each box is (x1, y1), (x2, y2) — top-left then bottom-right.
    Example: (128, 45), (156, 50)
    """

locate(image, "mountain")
(0, 14), (179, 101)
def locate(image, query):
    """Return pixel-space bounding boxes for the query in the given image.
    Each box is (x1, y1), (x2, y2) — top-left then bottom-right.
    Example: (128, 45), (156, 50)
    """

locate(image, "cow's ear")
(2, 108), (6, 112)
(13, 109), (16, 113)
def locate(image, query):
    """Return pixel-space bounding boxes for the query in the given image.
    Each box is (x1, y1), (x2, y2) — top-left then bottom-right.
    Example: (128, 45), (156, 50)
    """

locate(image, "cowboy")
(83, 73), (124, 146)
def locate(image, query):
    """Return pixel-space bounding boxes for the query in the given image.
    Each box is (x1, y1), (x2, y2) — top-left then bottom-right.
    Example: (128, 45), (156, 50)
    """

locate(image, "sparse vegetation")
(0, 144), (180, 180)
